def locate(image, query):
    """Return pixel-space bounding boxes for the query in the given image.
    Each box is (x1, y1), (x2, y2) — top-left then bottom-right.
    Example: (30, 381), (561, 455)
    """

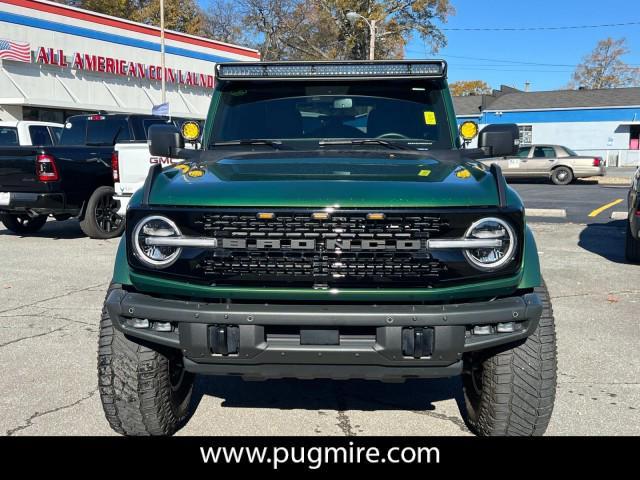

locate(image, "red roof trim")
(1, 0), (260, 58)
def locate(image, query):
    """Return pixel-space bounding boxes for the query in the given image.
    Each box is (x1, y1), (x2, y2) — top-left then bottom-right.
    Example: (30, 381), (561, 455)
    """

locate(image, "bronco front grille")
(127, 208), (524, 288)
(195, 212), (449, 286)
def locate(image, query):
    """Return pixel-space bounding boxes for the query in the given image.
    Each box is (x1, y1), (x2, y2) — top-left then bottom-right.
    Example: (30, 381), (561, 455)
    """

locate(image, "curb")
(526, 208), (566, 218)
(583, 176), (632, 185)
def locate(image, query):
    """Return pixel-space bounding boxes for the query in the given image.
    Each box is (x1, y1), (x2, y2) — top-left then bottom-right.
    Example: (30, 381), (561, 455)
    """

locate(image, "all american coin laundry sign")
(0, 38), (215, 89)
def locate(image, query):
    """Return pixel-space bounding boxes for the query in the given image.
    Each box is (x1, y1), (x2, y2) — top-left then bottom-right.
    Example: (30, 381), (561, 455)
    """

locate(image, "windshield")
(59, 116), (132, 146)
(209, 80), (453, 150)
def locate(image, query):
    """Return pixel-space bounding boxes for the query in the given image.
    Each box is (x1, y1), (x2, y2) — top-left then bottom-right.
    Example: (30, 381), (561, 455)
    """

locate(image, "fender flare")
(518, 224), (542, 289)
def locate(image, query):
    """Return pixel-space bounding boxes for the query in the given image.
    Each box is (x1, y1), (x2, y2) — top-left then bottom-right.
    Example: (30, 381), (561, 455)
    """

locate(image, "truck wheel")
(625, 221), (640, 262)
(550, 166), (573, 185)
(80, 186), (125, 239)
(462, 282), (557, 436)
(98, 290), (195, 436)
(0, 213), (48, 234)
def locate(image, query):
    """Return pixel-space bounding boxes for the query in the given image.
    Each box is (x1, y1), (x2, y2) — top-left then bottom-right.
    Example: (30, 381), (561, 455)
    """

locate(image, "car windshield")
(209, 80), (453, 150)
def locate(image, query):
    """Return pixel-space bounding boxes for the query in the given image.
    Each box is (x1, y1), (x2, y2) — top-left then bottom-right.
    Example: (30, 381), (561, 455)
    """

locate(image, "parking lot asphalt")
(511, 181), (631, 224)
(0, 217), (638, 436)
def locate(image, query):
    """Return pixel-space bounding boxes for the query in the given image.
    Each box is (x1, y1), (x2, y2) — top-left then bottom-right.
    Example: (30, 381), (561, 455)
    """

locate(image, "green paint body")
(111, 76), (541, 301)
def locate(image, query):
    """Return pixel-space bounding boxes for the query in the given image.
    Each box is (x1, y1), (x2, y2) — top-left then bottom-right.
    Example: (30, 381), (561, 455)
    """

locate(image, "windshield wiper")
(212, 139), (284, 149)
(318, 139), (413, 150)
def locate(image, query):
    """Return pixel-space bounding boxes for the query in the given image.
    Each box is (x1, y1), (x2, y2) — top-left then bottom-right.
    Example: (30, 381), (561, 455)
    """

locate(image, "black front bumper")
(105, 288), (542, 381)
(0, 192), (76, 215)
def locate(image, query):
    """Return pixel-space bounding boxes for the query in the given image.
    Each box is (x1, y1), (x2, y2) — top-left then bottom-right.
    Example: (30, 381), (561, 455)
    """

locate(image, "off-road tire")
(80, 186), (125, 239)
(462, 282), (557, 436)
(550, 166), (573, 185)
(98, 288), (195, 436)
(0, 213), (47, 234)
(625, 221), (640, 262)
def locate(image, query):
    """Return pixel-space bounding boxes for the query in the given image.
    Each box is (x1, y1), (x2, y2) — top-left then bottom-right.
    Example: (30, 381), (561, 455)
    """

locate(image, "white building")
(0, 0), (259, 123)
(454, 86), (640, 166)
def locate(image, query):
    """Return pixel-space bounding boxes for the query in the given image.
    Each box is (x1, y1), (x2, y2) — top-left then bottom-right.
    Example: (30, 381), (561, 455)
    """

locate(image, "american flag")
(0, 39), (31, 63)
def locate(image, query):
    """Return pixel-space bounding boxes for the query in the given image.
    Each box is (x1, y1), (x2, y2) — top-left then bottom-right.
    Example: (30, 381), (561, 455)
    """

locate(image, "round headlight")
(132, 215), (182, 268)
(463, 217), (516, 271)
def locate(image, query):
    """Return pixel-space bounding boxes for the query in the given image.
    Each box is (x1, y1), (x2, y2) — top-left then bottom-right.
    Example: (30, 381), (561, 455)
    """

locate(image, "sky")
(404, 0), (640, 92)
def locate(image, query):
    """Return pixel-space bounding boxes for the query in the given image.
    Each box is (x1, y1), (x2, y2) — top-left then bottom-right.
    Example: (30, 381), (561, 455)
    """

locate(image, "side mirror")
(478, 124), (519, 157)
(148, 124), (184, 157)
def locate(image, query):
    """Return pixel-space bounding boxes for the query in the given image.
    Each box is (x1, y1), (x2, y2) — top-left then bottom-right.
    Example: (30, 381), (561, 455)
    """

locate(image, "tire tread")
(98, 286), (193, 436)
(464, 282), (557, 436)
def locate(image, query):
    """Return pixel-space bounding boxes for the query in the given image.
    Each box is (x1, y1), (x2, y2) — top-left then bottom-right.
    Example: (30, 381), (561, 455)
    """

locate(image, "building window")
(519, 125), (532, 145)
(23, 106), (95, 124)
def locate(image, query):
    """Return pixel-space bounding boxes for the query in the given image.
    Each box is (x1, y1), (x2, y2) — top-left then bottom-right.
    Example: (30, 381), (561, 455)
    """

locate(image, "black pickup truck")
(0, 113), (173, 239)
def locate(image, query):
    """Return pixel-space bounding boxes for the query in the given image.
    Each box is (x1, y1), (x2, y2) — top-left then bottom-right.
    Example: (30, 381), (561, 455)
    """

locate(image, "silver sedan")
(482, 144), (605, 185)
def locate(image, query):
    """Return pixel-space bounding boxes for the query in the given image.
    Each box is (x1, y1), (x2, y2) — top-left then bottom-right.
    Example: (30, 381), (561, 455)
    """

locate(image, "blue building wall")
(456, 107), (640, 126)
(454, 106), (640, 165)
(480, 107), (640, 125)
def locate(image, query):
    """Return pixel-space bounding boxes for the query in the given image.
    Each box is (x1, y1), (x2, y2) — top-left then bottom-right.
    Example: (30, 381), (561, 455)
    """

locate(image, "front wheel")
(80, 186), (124, 239)
(0, 213), (48, 234)
(550, 166), (573, 185)
(462, 282), (557, 436)
(98, 289), (195, 436)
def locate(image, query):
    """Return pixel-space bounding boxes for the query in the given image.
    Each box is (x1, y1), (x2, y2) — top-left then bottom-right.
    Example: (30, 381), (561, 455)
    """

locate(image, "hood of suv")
(146, 150), (507, 208)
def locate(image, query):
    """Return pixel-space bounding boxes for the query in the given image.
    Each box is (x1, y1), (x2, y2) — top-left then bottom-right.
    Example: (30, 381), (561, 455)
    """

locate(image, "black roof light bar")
(215, 60), (447, 81)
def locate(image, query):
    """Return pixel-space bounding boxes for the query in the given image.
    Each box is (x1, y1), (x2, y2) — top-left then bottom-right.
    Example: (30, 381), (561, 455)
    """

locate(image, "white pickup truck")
(112, 130), (199, 216)
(0, 121), (64, 146)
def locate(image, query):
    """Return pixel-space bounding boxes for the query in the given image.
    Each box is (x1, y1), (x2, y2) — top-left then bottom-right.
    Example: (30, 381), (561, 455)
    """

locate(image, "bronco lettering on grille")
(220, 238), (423, 250)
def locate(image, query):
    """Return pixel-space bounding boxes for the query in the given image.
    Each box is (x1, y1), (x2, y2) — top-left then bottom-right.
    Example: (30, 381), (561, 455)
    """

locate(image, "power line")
(438, 53), (578, 67)
(405, 51), (640, 68)
(451, 67), (574, 73)
(441, 21), (640, 31)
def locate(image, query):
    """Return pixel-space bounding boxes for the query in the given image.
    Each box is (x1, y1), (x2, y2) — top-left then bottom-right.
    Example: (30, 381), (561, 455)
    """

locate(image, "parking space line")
(588, 198), (623, 217)
(526, 208), (566, 218)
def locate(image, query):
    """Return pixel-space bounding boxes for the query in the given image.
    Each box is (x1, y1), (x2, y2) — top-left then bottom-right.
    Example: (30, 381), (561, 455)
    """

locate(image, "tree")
(58, 1), (137, 19)
(57, 1), (205, 36)
(61, 0), (456, 60)
(133, 0), (204, 36)
(570, 37), (639, 89)
(203, 0), (454, 60)
(202, 0), (248, 45)
(450, 80), (492, 96)
(319, 0), (455, 61)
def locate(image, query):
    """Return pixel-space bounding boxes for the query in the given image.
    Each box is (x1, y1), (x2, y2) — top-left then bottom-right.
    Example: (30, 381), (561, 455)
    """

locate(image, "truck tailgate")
(115, 143), (181, 196)
(0, 147), (46, 192)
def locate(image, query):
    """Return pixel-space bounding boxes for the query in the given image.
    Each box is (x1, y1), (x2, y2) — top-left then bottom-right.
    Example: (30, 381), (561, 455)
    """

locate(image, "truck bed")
(0, 145), (113, 214)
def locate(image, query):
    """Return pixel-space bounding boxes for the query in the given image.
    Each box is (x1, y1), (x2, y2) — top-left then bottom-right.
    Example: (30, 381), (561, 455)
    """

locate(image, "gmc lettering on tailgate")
(150, 156), (179, 165)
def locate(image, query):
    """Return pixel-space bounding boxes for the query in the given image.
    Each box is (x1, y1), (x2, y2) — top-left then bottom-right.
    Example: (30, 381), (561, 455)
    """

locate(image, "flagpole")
(160, 0), (166, 105)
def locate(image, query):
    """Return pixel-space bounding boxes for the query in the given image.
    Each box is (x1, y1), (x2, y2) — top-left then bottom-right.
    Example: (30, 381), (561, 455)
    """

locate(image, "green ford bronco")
(98, 60), (557, 436)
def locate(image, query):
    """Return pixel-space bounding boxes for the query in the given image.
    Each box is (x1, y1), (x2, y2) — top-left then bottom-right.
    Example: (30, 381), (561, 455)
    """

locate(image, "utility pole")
(160, 0), (166, 104)
(369, 19), (376, 60)
(346, 12), (377, 60)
